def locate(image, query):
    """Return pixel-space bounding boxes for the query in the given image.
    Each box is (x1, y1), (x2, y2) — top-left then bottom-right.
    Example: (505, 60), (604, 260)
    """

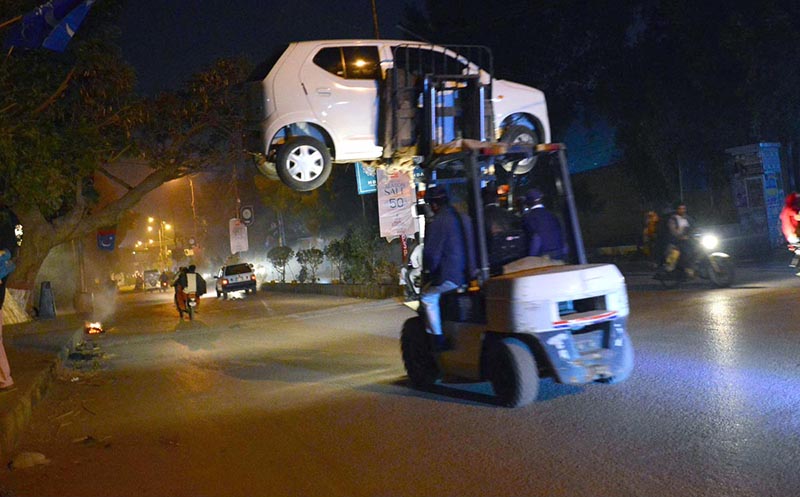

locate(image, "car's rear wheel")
(487, 337), (539, 407)
(500, 125), (539, 174)
(275, 136), (332, 191)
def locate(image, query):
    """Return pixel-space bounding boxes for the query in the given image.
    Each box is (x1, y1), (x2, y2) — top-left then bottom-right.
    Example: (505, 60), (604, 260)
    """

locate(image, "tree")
(0, 2), (251, 303)
(324, 239), (346, 282)
(267, 246), (294, 283)
(295, 248), (324, 283)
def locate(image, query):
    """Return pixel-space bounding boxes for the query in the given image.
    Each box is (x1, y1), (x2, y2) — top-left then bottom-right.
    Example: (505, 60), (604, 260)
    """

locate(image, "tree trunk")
(7, 165), (178, 309)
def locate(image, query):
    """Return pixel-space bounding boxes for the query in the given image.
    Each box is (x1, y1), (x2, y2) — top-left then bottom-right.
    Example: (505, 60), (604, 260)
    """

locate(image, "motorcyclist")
(175, 265), (206, 318)
(667, 202), (694, 274)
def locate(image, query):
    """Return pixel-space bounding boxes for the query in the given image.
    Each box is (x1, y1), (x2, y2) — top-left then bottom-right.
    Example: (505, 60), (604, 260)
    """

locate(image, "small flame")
(85, 321), (104, 334)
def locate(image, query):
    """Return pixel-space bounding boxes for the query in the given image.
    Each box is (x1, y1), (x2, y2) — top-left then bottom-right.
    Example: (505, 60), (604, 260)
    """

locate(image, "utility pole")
(370, 0), (380, 39)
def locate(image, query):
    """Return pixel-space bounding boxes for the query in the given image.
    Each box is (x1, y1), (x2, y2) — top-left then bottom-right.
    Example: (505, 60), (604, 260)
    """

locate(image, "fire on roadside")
(85, 322), (104, 334)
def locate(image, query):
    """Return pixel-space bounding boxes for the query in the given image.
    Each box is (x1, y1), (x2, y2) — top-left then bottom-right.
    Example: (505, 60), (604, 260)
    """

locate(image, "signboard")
(377, 168), (417, 240)
(355, 162), (377, 195)
(229, 218), (249, 254)
(240, 205), (254, 226)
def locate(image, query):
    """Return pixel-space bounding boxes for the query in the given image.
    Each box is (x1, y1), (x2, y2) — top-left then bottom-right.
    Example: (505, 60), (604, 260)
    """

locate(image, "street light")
(147, 217), (173, 270)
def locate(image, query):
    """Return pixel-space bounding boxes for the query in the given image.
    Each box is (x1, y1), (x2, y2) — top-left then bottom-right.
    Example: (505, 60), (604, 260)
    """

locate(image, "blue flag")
(97, 228), (116, 251)
(5, 0), (96, 52)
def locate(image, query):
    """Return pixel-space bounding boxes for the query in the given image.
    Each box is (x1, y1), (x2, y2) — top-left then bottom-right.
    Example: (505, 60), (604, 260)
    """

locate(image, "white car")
(245, 40), (552, 191)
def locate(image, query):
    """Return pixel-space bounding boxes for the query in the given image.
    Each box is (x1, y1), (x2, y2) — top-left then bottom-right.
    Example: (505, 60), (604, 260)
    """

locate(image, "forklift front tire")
(401, 317), (441, 389)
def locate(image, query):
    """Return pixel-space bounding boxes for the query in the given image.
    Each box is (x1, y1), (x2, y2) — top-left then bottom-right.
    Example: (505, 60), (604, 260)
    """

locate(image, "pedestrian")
(420, 186), (476, 351)
(0, 206), (19, 392)
(522, 188), (566, 259)
(642, 210), (660, 266)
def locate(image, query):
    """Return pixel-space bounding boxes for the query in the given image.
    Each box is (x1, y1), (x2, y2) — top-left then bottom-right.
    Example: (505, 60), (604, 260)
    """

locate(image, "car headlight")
(701, 234), (719, 250)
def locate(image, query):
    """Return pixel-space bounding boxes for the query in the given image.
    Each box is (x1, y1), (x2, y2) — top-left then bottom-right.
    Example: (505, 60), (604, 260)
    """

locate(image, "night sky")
(117, 0), (422, 94)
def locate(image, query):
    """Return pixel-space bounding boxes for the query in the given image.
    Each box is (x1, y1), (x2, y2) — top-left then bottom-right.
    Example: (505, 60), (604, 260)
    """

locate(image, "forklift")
(393, 47), (634, 407)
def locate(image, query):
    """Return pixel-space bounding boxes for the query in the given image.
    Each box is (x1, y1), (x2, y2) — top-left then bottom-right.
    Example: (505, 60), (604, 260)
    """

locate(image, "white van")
(244, 40), (551, 191)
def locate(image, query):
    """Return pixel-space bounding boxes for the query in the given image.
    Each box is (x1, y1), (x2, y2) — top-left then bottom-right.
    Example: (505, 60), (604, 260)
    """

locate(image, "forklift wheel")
(596, 334), (634, 385)
(401, 317), (441, 389)
(488, 337), (539, 407)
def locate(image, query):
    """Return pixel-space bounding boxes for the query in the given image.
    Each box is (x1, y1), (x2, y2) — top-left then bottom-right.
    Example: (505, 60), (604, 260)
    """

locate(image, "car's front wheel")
(275, 136), (332, 191)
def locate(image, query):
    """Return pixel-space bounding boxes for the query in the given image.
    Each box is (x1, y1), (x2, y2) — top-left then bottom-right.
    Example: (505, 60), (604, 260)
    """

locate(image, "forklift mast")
(385, 44), (494, 158)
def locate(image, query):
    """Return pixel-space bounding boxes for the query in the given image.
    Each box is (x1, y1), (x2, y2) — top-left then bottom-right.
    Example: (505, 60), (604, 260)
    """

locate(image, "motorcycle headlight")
(701, 234), (719, 250)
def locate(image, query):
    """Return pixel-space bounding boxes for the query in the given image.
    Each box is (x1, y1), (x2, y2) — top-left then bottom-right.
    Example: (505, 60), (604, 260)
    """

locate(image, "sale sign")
(377, 168), (417, 240)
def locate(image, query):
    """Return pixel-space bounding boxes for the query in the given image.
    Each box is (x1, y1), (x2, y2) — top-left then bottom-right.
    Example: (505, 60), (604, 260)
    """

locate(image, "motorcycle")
(654, 230), (735, 288)
(186, 292), (198, 320)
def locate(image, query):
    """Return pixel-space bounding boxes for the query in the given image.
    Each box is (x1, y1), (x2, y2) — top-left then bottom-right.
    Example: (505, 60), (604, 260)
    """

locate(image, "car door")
(300, 44), (383, 161)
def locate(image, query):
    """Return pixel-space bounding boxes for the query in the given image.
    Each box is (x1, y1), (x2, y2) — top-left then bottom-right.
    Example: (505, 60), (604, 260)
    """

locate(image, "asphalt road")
(2, 263), (800, 497)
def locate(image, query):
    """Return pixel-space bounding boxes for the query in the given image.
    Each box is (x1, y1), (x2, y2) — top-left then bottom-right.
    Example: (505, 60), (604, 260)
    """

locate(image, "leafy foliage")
(267, 245), (294, 283)
(295, 248), (324, 283)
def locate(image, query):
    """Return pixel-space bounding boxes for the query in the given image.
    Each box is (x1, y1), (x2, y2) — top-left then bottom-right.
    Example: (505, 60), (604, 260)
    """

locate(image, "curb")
(0, 326), (85, 463)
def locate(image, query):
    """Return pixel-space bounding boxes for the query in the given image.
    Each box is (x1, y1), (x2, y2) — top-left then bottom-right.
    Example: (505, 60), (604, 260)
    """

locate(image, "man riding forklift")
(420, 186), (476, 351)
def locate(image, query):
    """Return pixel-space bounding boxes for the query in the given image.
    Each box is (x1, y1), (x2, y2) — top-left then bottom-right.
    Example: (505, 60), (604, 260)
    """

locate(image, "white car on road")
(245, 40), (551, 191)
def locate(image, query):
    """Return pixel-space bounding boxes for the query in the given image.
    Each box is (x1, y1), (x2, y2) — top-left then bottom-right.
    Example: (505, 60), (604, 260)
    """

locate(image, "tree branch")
(32, 67), (76, 115)
(97, 167), (134, 191)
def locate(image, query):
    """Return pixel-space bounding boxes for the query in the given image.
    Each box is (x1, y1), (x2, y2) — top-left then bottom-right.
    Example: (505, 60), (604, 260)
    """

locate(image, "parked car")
(244, 40), (551, 191)
(215, 263), (257, 299)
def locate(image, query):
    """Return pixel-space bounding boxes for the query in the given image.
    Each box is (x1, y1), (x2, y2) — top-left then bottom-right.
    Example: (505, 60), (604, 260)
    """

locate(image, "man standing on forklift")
(420, 186), (475, 351)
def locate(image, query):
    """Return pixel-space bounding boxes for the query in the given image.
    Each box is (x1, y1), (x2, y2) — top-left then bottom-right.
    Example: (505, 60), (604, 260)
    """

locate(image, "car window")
(313, 46), (380, 80)
(394, 46), (467, 77)
(342, 46), (380, 80)
(225, 264), (252, 276)
(313, 47), (344, 77)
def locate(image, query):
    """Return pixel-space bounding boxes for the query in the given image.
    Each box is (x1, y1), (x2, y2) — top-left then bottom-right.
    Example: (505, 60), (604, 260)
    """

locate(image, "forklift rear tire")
(488, 337), (539, 407)
(597, 334), (634, 384)
(500, 125), (539, 175)
(401, 317), (441, 389)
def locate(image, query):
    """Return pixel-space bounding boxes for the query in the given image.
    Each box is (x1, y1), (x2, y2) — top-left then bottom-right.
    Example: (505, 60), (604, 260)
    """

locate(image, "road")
(2, 263), (800, 497)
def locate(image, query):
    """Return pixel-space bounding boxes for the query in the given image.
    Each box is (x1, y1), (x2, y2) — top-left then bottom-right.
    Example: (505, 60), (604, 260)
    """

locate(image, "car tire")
(401, 317), (441, 389)
(275, 136), (332, 192)
(500, 125), (539, 174)
(487, 337), (539, 407)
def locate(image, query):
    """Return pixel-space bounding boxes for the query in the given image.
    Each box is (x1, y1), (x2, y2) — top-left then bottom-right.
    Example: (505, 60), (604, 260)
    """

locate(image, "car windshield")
(225, 264), (251, 276)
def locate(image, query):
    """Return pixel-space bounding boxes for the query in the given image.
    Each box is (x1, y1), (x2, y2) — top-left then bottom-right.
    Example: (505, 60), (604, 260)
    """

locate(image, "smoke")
(90, 286), (118, 324)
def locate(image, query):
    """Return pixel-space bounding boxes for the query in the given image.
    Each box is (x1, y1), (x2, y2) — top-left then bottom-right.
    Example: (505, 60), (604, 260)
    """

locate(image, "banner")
(5, 0), (96, 52)
(97, 227), (116, 251)
(355, 162), (377, 195)
(229, 218), (248, 254)
(377, 168), (417, 240)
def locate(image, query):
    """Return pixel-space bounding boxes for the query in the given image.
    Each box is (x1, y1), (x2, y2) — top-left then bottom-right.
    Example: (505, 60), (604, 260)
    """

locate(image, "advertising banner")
(377, 168), (417, 240)
(355, 162), (378, 195)
(229, 218), (249, 254)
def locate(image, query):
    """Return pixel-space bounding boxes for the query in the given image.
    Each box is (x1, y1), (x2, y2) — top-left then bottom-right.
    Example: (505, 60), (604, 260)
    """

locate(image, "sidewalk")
(0, 312), (85, 464)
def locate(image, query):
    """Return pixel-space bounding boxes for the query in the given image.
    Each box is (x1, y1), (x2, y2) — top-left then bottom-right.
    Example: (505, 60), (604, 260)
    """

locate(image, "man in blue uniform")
(420, 186), (475, 351)
(522, 188), (566, 260)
